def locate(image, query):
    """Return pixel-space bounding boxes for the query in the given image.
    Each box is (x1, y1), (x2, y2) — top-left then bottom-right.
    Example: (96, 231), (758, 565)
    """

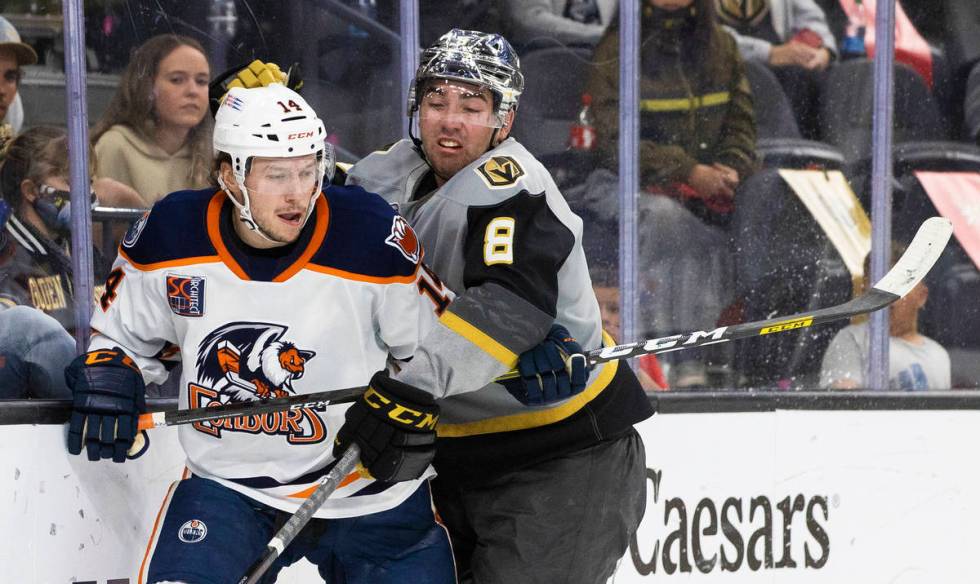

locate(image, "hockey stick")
(583, 216), (952, 367)
(142, 217), (951, 429)
(238, 444), (361, 584)
(136, 385), (364, 431)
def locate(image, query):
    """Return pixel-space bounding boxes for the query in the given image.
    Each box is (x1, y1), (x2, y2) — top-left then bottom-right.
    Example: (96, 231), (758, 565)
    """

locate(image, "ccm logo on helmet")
(288, 131), (315, 140)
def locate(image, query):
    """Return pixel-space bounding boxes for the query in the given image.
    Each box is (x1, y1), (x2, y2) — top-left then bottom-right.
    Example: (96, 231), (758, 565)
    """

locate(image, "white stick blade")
(872, 217), (953, 298)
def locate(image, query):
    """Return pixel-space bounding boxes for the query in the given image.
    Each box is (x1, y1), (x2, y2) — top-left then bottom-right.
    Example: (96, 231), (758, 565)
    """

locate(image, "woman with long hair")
(92, 34), (212, 207)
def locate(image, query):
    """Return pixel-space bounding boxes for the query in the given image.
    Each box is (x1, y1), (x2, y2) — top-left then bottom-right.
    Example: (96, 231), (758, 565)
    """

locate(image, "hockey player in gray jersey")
(342, 29), (654, 583)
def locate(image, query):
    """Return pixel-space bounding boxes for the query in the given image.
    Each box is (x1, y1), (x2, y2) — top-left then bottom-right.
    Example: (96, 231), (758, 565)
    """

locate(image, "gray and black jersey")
(347, 138), (653, 479)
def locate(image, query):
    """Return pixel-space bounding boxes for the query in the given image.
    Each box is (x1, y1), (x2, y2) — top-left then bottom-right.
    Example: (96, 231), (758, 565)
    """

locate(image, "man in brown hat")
(0, 15), (38, 141)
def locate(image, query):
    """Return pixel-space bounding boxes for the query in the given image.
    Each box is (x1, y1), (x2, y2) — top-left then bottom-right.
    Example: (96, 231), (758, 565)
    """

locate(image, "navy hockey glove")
(334, 372), (439, 483)
(503, 324), (589, 405)
(65, 348), (147, 463)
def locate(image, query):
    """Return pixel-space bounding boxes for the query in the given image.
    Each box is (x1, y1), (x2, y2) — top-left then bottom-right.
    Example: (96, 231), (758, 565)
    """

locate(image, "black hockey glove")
(333, 371), (439, 483)
(502, 324), (589, 405)
(65, 348), (147, 463)
(209, 59), (303, 116)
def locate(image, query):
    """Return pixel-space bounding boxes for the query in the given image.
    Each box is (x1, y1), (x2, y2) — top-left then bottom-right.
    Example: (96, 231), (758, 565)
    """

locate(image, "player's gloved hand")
(502, 324), (589, 405)
(65, 348), (148, 463)
(208, 59), (304, 116)
(333, 371), (439, 483)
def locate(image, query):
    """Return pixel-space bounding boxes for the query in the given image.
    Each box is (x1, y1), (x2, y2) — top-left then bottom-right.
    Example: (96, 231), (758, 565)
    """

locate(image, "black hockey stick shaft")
(238, 444), (361, 584)
(143, 218), (952, 429)
(586, 216), (952, 366)
(136, 385), (365, 430)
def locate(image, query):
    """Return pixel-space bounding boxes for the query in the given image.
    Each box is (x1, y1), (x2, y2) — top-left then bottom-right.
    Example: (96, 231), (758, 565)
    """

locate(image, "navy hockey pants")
(143, 475), (456, 584)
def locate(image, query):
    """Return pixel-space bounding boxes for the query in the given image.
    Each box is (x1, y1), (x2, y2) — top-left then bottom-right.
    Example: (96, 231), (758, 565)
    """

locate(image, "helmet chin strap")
(217, 174), (282, 245)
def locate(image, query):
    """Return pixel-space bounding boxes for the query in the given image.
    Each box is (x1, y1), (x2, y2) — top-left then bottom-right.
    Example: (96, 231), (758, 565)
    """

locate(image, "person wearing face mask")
(586, 0), (758, 387)
(92, 34), (213, 207)
(0, 127), (110, 398)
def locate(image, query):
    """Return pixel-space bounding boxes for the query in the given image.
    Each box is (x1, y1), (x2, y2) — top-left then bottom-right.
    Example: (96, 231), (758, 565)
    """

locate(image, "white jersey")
(89, 185), (445, 518)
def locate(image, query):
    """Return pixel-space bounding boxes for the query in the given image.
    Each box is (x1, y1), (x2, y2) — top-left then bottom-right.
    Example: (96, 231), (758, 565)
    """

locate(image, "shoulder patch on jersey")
(166, 274), (206, 317)
(122, 211), (150, 249)
(475, 156), (525, 189)
(385, 215), (422, 264)
(119, 188), (217, 268)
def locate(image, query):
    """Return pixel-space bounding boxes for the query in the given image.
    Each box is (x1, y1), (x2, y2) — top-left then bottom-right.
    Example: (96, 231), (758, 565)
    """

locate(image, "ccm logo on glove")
(363, 387), (439, 430)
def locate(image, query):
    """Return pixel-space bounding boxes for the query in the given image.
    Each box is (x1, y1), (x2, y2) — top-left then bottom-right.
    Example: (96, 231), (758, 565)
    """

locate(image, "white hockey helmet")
(408, 29), (525, 126)
(213, 83), (334, 240)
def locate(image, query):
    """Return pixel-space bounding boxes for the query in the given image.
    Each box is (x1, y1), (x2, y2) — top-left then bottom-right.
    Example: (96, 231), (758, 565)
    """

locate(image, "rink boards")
(3, 407), (980, 583)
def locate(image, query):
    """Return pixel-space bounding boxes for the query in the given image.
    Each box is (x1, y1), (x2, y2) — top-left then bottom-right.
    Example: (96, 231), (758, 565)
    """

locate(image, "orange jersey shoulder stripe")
(206, 191), (250, 280)
(304, 262), (419, 285)
(119, 247), (222, 272)
(273, 195), (331, 282)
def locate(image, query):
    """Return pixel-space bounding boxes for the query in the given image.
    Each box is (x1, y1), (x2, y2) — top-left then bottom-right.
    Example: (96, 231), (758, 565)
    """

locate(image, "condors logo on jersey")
(188, 321), (327, 444)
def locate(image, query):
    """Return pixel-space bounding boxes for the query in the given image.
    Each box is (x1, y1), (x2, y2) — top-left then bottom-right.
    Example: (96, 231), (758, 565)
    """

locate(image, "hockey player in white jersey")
(343, 29), (655, 584)
(63, 84), (457, 583)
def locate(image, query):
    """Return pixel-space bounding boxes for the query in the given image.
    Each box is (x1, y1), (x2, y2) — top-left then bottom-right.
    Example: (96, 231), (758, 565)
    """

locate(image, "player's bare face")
(0, 51), (19, 122)
(235, 155), (319, 247)
(419, 81), (499, 186)
(152, 45), (210, 132)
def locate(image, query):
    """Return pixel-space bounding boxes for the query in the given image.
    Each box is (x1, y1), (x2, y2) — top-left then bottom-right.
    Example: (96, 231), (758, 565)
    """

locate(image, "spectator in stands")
(586, 0), (758, 387)
(0, 127), (111, 329)
(590, 260), (670, 391)
(0, 15), (38, 150)
(820, 243), (951, 390)
(0, 128), (111, 398)
(967, 62), (980, 145)
(92, 34), (212, 207)
(715, 0), (836, 138)
(500, 0), (617, 50)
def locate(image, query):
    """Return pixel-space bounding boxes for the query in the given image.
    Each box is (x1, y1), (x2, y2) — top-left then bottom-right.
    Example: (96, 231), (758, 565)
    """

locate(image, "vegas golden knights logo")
(715, 0), (770, 28)
(476, 156), (525, 188)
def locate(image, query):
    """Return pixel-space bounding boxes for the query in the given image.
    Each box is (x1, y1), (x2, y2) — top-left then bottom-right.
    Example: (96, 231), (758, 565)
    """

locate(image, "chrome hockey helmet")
(408, 28), (525, 126)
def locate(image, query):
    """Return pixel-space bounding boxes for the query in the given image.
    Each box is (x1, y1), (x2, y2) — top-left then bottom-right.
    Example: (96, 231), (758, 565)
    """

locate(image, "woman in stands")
(92, 34), (212, 207)
(586, 0), (758, 388)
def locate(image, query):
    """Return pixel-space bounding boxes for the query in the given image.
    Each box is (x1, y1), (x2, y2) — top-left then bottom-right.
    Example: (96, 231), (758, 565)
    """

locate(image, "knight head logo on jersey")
(385, 215), (422, 264)
(189, 322), (327, 444)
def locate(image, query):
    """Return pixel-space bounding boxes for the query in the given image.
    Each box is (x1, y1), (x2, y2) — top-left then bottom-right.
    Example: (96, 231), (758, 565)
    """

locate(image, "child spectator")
(92, 34), (212, 207)
(820, 243), (951, 390)
(590, 260), (670, 391)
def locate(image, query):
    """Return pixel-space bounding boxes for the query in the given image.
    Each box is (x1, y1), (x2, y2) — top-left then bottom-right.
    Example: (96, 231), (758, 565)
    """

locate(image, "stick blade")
(872, 217), (952, 299)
